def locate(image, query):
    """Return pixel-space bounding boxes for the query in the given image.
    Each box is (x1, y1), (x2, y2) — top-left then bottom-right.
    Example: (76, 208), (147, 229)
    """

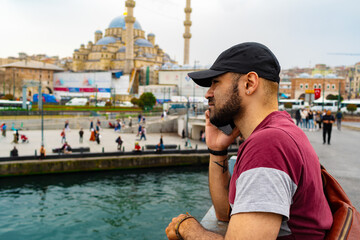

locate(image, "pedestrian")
(97, 118), (101, 127)
(336, 110), (343, 131)
(10, 146), (18, 157)
(116, 135), (123, 150)
(89, 128), (96, 141)
(199, 130), (204, 141)
(95, 130), (100, 144)
(39, 145), (46, 159)
(316, 110), (322, 130)
(79, 128), (84, 143)
(64, 120), (70, 131)
(140, 127), (146, 141)
(142, 116), (146, 124)
(308, 110), (314, 131)
(12, 131), (18, 144)
(300, 109), (306, 129)
(134, 142), (141, 151)
(60, 129), (66, 143)
(160, 134), (164, 146)
(90, 120), (94, 131)
(166, 42), (332, 239)
(129, 116), (132, 127)
(15, 130), (19, 142)
(295, 109), (301, 127)
(323, 110), (335, 145)
(2, 123), (7, 137)
(137, 124), (142, 137)
(96, 122), (100, 132)
(138, 114), (142, 123)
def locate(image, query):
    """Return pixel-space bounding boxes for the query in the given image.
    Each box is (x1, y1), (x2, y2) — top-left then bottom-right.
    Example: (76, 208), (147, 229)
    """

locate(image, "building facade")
(290, 74), (346, 100)
(1, 60), (63, 99)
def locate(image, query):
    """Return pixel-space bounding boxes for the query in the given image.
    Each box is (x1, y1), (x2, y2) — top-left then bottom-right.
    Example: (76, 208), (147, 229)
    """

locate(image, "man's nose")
(205, 87), (214, 99)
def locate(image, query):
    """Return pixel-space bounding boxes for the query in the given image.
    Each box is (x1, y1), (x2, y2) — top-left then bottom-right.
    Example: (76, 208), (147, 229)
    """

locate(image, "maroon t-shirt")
(229, 111), (332, 239)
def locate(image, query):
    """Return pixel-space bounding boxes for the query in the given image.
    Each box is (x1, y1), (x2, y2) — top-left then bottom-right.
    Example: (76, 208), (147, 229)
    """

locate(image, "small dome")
(74, 49), (79, 52)
(102, 46), (107, 49)
(118, 46), (126, 52)
(135, 38), (153, 47)
(95, 30), (102, 34)
(325, 74), (337, 78)
(147, 33), (155, 37)
(313, 73), (323, 78)
(108, 16), (142, 30)
(95, 36), (118, 45)
(298, 73), (310, 78)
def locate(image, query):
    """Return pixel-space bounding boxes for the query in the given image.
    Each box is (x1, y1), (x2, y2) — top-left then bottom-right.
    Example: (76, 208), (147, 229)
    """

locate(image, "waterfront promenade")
(1, 119), (359, 208)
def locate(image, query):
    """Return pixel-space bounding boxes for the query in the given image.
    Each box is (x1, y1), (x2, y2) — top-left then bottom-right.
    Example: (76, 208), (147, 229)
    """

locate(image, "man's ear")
(244, 72), (259, 95)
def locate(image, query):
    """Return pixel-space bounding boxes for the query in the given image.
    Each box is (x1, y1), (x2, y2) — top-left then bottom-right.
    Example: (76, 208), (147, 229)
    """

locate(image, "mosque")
(72, 0), (177, 73)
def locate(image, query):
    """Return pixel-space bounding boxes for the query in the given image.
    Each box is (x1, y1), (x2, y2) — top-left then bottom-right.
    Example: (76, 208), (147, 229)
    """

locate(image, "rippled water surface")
(0, 166), (211, 240)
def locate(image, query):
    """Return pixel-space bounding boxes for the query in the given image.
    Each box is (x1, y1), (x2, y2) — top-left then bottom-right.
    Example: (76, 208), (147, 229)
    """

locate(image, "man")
(10, 146), (18, 157)
(165, 42), (332, 239)
(79, 128), (84, 143)
(335, 109), (343, 131)
(323, 110), (335, 145)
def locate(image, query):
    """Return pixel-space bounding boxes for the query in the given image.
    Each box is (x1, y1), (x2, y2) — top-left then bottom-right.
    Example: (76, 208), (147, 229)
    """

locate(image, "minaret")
(183, 0), (192, 65)
(124, 0), (136, 74)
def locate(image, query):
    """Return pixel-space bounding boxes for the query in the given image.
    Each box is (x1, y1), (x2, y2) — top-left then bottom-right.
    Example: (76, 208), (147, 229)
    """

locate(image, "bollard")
(35, 150), (37, 157)
(195, 144), (198, 150)
(142, 146), (144, 151)
(102, 147), (104, 153)
(123, 146), (125, 152)
(178, 145), (181, 150)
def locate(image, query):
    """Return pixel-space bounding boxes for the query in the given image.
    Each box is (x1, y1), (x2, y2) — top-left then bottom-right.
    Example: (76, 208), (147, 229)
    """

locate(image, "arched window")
(305, 84), (309, 89)
(313, 84), (317, 89)
(327, 84), (330, 89)
(332, 84), (336, 89)
(300, 84), (303, 89)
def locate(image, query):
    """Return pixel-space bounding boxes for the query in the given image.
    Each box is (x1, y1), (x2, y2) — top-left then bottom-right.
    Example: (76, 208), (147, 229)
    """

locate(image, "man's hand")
(165, 214), (199, 240)
(205, 110), (240, 151)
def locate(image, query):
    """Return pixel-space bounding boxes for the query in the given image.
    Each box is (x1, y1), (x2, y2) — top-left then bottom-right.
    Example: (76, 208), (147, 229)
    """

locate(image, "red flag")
(314, 88), (321, 99)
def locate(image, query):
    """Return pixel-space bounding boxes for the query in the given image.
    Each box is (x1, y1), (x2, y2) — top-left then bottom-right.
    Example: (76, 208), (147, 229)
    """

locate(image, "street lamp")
(13, 68), (16, 98)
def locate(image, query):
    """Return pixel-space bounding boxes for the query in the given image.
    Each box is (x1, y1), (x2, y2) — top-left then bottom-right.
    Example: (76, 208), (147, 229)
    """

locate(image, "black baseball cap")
(188, 42), (281, 87)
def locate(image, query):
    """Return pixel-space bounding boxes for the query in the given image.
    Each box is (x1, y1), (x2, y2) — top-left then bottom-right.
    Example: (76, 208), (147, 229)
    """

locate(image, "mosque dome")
(108, 16), (142, 30)
(135, 38), (153, 47)
(95, 30), (102, 34)
(147, 33), (155, 37)
(95, 36), (118, 45)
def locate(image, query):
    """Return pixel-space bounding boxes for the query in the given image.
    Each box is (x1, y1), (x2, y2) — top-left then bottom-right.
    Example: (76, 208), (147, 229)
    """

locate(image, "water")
(0, 166), (211, 240)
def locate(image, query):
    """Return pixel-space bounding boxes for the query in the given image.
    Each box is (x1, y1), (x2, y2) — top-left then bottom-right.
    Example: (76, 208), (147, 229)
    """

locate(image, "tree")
(131, 97), (140, 106)
(347, 104), (357, 115)
(326, 94), (343, 101)
(138, 92), (156, 110)
(284, 102), (293, 109)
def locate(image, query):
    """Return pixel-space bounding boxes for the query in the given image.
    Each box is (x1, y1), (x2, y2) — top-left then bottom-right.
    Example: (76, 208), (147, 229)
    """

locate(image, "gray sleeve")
(231, 167), (297, 220)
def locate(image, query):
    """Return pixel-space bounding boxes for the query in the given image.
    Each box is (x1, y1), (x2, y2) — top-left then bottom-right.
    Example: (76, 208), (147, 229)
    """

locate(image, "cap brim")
(188, 69), (227, 87)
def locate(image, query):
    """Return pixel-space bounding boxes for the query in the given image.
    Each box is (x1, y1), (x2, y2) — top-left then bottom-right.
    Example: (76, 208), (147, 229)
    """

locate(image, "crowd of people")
(295, 108), (343, 144)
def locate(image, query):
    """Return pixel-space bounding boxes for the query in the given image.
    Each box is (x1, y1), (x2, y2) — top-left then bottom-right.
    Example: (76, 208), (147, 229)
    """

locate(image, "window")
(314, 84), (317, 89)
(327, 84), (330, 89)
(332, 84), (336, 89)
(305, 84), (308, 89)
(319, 84), (322, 89)
(300, 84), (303, 89)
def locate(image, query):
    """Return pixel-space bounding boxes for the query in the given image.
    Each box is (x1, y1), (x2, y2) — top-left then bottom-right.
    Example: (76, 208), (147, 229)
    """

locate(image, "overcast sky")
(1, 0), (360, 70)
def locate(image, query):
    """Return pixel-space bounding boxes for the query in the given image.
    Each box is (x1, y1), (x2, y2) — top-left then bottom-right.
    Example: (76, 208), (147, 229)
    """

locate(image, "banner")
(314, 88), (321, 99)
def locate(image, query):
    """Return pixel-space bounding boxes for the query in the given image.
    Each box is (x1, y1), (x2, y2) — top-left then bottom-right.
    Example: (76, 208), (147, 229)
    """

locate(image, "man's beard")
(209, 83), (243, 128)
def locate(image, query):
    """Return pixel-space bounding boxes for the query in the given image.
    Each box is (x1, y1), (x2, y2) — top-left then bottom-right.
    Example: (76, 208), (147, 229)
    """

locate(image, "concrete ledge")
(0, 153), (223, 177)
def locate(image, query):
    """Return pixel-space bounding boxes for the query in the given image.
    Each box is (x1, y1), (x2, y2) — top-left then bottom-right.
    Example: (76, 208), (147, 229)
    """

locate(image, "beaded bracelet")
(175, 213), (196, 240)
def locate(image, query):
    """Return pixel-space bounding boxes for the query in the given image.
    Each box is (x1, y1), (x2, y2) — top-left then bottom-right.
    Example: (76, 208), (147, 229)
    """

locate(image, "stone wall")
(0, 153), (209, 177)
